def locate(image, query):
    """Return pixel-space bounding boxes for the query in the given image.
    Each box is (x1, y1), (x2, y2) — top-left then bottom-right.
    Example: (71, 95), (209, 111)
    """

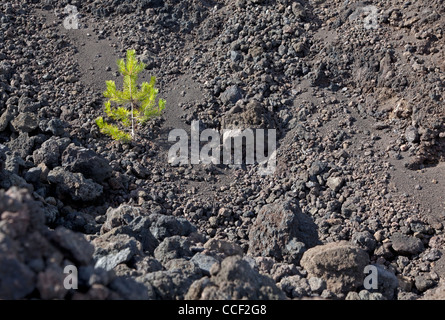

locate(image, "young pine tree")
(95, 49), (166, 143)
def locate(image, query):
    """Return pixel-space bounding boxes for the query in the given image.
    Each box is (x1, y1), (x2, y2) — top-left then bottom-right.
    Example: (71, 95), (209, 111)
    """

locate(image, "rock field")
(1, 0), (445, 300)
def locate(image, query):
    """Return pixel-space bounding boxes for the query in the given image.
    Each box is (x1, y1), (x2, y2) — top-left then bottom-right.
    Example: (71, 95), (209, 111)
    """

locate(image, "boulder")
(300, 241), (370, 294)
(248, 200), (319, 263)
(47, 167), (103, 202)
(62, 144), (112, 183)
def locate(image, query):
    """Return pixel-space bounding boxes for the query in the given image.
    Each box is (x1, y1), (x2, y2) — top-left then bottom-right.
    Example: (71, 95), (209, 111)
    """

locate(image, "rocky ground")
(1, 0), (445, 300)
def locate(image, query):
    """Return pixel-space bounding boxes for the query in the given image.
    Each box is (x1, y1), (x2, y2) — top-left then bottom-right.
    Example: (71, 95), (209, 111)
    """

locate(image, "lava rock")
(220, 85), (243, 105)
(300, 241), (370, 294)
(50, 226), (95, 265)
(10, 112), (39, 133)
(154, 236), (193, 265)
(95, 247), (134, 272)
(47, 167), (103, 202)
(62, 144), (112, 183)
(326, 176), (345, 192)
(203, 238), (244, 258)
(137, 258), (202, 300)
(390, 233), (424, 256)
(149, 214), (197, 241)
(191, 253), (219, 276)
(101, 204), (142, 234)
(33, 137), (71, 169)
(248, 200), (319, 263)
(185, 256), (286, 300)
(351, 231), (377, 253)
(405, 126), (420, 143)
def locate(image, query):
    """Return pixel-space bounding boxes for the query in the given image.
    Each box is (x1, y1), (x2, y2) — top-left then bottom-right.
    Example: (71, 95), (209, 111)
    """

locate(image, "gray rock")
(108, 276), (150, 300)
(47, 167), (103, 202)
(191, 253), (219, 276)
(101, 205), (142, 234)
(149, 214), (197, 241)
(134, 256), (163, 274)
(50, 226), (94, 265)
(0, 187), (145, 299)
(405, 125), (419, 143)
(341, 197), (358, 216)
(0, 144), (7, 170)
(124, 216), (159, 255)
(186, 256), (286, 300)
(248, 200), (319, 263)
(46, 118), (66, 136)
(33, 137), (71, 168)
(0, 256), (35, 299)
(373, 264), (399, 299)
(138, 267), (200, 300)
(10, 112), (39, 133)
(300, 241), (370, 294)
(326, 176), (345, 192)
(415, 274), (436, 292)
(62, 144), (112, 183)
(6, 132), (36, 159)
(345, 291), (361, 300)
(0, 60), (14, 81)
(154, 236), (193, 265)
(279, 275), (311, 298)
(230, 50), (242, 62)
(220, 85), (243, 105)
(358, 290), (385, 300)
(0, 104), (18, 132)
(92, 233), (143, 261)
(308, 276), (327, 294)
(390, 232), (424, 256)
(95, 247), (134, 271)
(203, 238), (244, 258)
(137, 259), (201, 300)
(24, 167), (42, 183)
(222, 99), (273, 130)
(351, 231), (377, 253)
(18, 95), (39, 113)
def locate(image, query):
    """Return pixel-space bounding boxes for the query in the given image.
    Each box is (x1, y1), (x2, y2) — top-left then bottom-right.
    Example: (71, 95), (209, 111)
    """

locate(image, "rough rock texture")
(185, 256), (286, 300)
(248, 200), (319, 263)
(62, 144), (112, 183)
(300, 241), (370, 294)
(0, 187), (145, 299)
(47, 167), (103, 202)
(390, 233), (425, 256)
(0, 0), (445, 301)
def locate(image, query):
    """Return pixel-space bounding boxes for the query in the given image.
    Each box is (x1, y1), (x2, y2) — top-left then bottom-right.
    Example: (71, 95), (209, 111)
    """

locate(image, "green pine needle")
(96, 49), (165, 143)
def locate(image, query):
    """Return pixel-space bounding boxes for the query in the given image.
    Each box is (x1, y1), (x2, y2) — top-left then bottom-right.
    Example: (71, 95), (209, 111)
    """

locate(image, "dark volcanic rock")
(47, 167), (103, 202)
(149, 214), (197, 241)
(248, 200), (319, 263)
(220, 85), (243, 105)
(390, 233), (424, 256)
(185, 256), (286, 300)
(62, 144), (112, 183)
(154, 235), (193, 265)
(0, 187), (143, 299)
(33, 137), (71, 169)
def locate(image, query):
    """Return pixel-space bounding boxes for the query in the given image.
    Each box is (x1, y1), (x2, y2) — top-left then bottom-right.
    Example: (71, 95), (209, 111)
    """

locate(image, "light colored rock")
(300, 241), (369, 294)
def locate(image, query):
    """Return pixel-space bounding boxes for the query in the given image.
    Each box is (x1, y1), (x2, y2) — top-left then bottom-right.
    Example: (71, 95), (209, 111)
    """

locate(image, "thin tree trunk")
(131, 102), (135, 138)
